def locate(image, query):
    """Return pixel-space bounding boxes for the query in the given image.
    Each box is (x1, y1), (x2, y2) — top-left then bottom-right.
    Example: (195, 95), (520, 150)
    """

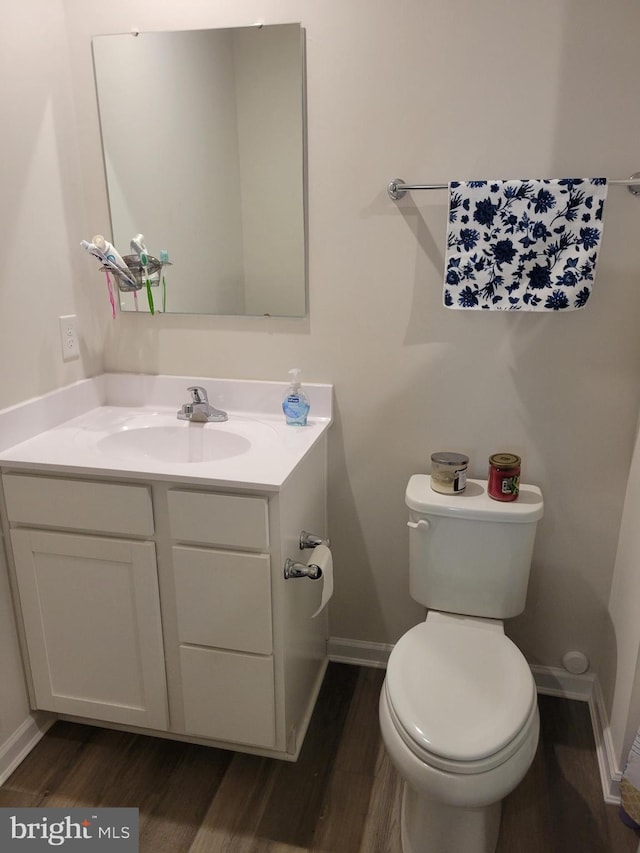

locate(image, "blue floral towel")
(444, 179), (608, 311)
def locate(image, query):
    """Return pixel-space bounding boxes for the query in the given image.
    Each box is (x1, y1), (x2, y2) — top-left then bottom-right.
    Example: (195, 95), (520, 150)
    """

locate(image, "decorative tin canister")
(488, 453), (521, 501)
(430, 452), (469, 495)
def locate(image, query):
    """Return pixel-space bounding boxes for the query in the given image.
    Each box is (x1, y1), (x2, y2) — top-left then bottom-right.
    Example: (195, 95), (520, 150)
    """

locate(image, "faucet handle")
(187, 385), (209, 404)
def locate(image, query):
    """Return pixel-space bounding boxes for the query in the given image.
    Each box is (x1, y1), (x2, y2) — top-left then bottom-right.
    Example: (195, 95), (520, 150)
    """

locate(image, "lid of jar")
(431, 451), (469, 466)
(489, 453), (521, 468)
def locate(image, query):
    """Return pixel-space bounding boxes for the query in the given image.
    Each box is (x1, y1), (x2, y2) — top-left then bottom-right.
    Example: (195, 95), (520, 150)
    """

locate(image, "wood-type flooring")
(1, 663), (637, 852)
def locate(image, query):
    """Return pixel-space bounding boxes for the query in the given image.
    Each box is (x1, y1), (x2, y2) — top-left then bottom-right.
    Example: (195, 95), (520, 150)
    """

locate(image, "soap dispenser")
(282, 368), (310, 426)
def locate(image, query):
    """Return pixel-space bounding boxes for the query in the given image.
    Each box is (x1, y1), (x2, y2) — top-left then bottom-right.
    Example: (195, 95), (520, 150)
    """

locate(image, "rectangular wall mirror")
(92, 23), (307, 316)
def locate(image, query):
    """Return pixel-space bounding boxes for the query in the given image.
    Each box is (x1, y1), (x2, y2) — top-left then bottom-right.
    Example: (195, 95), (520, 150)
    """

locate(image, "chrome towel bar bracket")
(388, 173), (640, 201)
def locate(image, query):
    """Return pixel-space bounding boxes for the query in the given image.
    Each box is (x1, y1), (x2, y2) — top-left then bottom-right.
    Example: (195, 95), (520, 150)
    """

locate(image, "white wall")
(604, 420), (640, 768)
(63, 0), (640, 680)
(0, 0), (99, 770)
(0, 0), (104, 407)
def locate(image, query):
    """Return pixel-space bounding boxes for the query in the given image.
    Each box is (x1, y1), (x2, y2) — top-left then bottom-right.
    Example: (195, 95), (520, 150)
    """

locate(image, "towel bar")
(388, 173), (640, 201)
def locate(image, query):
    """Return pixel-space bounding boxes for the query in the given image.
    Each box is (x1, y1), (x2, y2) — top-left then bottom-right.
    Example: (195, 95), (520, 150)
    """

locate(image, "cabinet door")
(173, 546), (272, 654)
(11, 530), (168, 730)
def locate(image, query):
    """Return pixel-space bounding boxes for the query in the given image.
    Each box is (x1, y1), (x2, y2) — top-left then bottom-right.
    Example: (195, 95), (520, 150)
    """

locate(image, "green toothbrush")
(141, 252), (154, 315)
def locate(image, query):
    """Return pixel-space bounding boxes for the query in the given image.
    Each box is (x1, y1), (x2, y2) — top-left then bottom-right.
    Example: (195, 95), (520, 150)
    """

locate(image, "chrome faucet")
(177, 386), (228, 423)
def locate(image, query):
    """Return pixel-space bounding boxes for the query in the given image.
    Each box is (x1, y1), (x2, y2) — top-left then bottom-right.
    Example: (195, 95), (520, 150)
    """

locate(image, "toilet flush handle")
(407, 519), (430, 531)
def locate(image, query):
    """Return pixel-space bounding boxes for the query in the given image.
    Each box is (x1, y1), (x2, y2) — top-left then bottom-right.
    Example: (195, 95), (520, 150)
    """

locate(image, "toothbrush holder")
(105, 254), (171, 292)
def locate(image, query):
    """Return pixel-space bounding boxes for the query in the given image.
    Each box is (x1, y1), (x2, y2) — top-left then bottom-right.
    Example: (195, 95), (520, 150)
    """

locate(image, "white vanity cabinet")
(0, 434), (329, 761)
(2, 474), (167, 730)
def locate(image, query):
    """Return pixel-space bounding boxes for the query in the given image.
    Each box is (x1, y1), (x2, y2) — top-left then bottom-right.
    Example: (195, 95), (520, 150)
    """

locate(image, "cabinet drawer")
(2, 474), (153, 536)
(174, 546), (272, 654)
(180, 646), (275, 748)
(168, 490), (268, 550)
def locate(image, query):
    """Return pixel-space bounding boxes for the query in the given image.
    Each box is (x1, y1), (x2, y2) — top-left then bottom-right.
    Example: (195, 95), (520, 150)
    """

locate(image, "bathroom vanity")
(0, 374), (332, 761)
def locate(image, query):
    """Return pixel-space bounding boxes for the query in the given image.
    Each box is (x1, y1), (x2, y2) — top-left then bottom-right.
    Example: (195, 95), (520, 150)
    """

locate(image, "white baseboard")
(529, 663), (595, 701)
(590, 677), (623, 804)
(328, 636), (393, 669)
(0, 712), (55, 787)
(328, 637), (622, 805)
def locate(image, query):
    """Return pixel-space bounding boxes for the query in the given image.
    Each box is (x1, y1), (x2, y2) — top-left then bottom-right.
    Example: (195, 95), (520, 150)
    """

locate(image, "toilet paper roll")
(310, 544), (334, 618)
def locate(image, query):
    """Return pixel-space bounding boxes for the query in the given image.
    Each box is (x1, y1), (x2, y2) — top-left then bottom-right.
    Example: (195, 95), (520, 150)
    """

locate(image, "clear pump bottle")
(282, 368), (310, 426)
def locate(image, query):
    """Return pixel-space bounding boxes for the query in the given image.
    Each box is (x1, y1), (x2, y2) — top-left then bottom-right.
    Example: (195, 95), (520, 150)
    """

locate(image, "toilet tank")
(406, 475), (544, 619)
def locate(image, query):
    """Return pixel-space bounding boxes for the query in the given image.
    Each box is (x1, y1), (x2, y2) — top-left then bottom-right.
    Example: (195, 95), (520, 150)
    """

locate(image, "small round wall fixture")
(561, 650), (590, 675)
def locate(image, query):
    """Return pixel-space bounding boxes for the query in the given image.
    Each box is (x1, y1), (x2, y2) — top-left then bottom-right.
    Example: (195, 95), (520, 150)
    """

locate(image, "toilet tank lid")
(406, 475), (543, 522)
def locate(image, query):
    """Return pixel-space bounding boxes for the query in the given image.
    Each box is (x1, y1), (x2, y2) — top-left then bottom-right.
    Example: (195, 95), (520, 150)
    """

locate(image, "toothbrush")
(130, 234), (154, 313)
(159, 249), (169, 312)
(104, 270), (116, 319)
(140, 251), (155, 315)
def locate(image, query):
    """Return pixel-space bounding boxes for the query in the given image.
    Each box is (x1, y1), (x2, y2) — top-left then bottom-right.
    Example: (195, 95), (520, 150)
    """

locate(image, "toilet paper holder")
(284, 558), (323, 580)
(299, 530), (330, 549)
(284, 531), (330, 581)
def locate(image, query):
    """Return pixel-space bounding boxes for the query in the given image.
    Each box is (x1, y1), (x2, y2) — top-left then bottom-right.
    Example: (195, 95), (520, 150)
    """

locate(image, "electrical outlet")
(59, 314), (79, 361)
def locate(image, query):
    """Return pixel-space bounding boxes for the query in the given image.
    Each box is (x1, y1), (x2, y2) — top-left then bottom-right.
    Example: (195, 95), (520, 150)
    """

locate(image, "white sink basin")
(90, 414), (279, 464)
(97, 424), (253, 463)
(52, 409), (279, 465)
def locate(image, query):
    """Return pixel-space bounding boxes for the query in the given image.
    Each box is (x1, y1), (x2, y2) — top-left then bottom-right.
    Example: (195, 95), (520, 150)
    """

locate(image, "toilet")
(379, 475), (544, 853)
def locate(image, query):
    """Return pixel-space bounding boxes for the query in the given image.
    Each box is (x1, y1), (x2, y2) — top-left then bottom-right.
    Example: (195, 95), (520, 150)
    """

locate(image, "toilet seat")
(385, 620), (537, 775)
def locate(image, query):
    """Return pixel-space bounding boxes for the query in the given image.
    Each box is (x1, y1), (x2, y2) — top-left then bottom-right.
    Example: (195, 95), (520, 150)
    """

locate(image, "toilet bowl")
(380, 611), (539, 853)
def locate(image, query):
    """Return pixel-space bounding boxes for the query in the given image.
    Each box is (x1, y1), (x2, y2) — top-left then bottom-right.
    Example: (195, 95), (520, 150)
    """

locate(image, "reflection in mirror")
(92, 24), (307, 316)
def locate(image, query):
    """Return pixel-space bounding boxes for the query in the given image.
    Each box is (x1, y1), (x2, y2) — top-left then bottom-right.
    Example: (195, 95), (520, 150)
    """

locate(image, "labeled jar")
(488, 453), (521, 501)
(430, 452), (469, 495)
